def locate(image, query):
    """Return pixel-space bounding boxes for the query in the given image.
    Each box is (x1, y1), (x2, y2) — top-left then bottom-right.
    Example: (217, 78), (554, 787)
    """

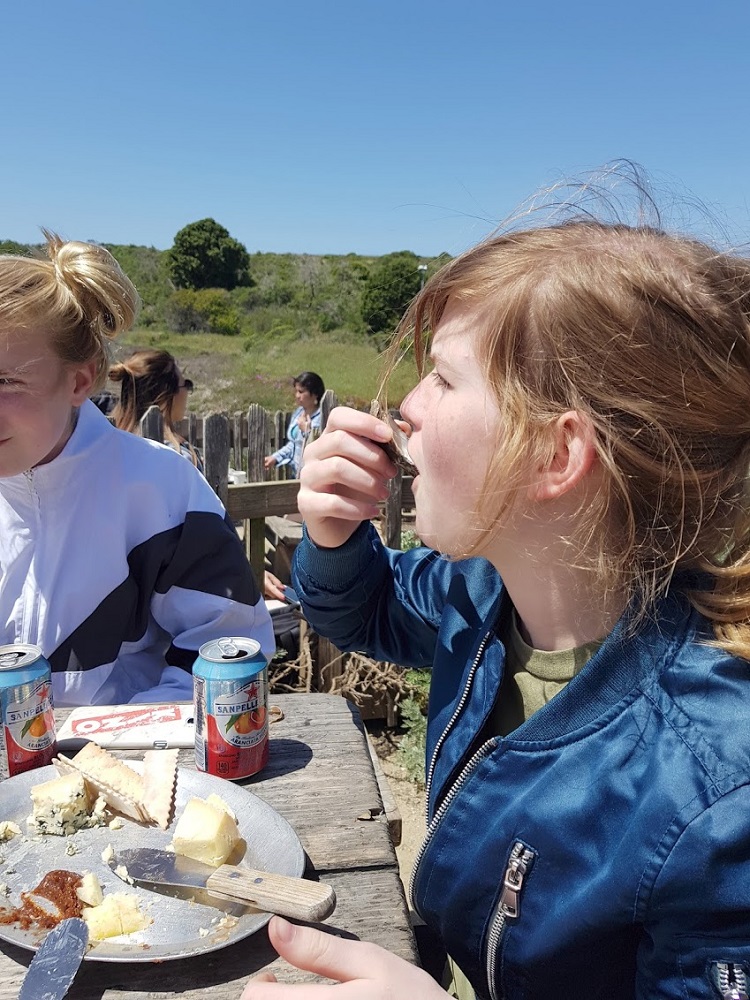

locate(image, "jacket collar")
(505, 584), (703, 742)
(0, 400), (111, 495)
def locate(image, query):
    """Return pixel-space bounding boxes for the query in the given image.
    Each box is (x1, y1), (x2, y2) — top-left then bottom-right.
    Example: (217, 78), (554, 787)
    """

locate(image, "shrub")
(165, 288), (241, 336)
(396, 668), (430, 787)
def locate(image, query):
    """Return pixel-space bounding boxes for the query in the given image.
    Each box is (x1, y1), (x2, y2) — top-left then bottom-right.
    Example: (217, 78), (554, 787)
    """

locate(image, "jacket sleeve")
(128, 465), (275, 707)
(292, 522), (457, 668)
(273, 412), (298, 467)
(638, 781), (750, 998)
(272, 438), (295, 467)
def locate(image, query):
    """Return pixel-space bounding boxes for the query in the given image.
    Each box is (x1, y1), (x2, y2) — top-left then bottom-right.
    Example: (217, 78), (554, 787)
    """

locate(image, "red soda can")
(0, 643), (57, 778)
(193, 637), (269, 780)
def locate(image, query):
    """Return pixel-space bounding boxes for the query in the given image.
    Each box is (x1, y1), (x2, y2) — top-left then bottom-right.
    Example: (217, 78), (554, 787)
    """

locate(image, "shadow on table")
(240, 738), (313, 784)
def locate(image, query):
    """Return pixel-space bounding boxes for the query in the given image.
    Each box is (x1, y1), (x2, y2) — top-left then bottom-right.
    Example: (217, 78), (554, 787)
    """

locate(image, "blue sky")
(2, 1), (748, 256)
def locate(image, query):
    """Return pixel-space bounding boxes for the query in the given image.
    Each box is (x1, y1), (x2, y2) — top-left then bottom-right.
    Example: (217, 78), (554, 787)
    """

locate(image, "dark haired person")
(264, 371), (325, 478)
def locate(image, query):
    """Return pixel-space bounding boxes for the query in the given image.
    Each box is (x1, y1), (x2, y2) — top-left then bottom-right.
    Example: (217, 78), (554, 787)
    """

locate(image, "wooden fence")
(138, 390), (414, 586)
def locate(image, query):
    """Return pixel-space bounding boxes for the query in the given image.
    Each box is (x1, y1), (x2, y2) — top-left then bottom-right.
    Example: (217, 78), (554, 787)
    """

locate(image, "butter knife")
(18, 917), (89, 1000)
(109, 847), (336, 922)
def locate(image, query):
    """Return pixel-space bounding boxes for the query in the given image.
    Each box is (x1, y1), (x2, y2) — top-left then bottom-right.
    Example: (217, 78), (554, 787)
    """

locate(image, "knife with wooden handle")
(110, 848), (336, 922)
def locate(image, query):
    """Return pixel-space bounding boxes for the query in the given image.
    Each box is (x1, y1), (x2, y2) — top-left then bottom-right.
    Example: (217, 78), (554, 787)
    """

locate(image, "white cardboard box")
(56, 703), (195, 749)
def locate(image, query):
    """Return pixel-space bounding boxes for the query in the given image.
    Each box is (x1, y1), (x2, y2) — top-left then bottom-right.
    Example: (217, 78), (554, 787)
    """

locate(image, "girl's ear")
(528, 410), (598, 502)
(70, 360), (99, 406)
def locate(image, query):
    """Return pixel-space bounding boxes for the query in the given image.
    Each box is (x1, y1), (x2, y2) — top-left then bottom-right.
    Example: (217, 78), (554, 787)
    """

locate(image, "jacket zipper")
(21, 470), (42, 642)
(486, 842), (535, 1000)
(714, 962), (749, 999)
(423, 629), (495, 819)
(409, 629), (496, 907)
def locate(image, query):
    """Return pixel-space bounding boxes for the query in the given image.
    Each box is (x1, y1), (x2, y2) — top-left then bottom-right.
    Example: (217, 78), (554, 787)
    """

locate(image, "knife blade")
(18, 917), (89, 1000)
(109, 848), (336, 922)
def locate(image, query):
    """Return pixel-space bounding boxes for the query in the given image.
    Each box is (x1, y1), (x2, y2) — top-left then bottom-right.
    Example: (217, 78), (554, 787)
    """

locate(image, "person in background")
(89, 389), (116, 416)
(0, 233), (273, 706)
(264, 371), (325, 478)
(243, 206), (750, 997)
(110, 349), (203, 471)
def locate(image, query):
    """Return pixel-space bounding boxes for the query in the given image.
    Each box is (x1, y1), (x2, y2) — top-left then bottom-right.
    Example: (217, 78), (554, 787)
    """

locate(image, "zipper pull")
(714, 962), (749, 1000)
(498, 842), (533, 920)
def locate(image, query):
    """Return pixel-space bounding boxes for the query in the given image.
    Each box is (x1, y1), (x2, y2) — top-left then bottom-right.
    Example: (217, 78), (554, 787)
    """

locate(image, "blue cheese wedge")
(28, 772), (107, 836)
(55, 745), (148, 823)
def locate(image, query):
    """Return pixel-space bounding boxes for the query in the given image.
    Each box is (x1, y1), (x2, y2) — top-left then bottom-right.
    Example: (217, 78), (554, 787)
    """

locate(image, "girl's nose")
(399, 383), (421, 429)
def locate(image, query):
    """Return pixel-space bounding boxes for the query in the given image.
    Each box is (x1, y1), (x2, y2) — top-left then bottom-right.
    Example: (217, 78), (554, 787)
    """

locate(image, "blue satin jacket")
(293, 523), (750, 1000)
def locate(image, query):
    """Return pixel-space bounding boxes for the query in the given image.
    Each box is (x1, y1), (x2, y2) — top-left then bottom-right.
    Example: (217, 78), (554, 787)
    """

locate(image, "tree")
(362, 251), (422, 338)
(0, 240), (32, 255)
(167, 219), (250, 291)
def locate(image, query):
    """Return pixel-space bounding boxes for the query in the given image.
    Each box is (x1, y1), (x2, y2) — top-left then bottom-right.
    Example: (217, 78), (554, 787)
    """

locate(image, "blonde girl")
(241, 217), (750, 999)
(0, 234), (273, 705)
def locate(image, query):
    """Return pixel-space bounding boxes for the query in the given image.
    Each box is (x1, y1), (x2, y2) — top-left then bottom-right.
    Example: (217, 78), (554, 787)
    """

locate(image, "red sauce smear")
(0, 870), (83, 930)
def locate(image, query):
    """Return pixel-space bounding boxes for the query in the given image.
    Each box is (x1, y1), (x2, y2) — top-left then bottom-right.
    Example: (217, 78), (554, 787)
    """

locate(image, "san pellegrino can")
(0, 644), (56, 778)
(193, 637), (269, 780)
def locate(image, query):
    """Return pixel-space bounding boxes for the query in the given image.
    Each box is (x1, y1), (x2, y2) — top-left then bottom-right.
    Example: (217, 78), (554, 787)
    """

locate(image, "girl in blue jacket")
(243, 215), (750, 999)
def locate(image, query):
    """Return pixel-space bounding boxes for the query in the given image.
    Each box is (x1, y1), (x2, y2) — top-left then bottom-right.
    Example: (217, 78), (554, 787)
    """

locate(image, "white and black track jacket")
(0, 401), (274, 706)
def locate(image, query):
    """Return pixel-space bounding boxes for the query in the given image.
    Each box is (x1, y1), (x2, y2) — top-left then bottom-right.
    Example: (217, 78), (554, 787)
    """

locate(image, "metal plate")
(0, 763), (304, 962)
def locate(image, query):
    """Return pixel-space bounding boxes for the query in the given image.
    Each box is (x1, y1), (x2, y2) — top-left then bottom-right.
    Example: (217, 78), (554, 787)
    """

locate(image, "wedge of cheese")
(28, 771), (105, 836)
(171, 796), (241, 867)
(0, 821), (21, 842)
(76, 872), (104, 907)
(82, 892), (151, 940)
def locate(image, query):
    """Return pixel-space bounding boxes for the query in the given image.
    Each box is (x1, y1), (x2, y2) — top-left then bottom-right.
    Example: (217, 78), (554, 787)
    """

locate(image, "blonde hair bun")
(44, 230), (139, 343)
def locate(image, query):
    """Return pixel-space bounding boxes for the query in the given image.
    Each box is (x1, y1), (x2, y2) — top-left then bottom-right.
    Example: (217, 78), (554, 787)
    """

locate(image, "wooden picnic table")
(0, 693), (419, 999)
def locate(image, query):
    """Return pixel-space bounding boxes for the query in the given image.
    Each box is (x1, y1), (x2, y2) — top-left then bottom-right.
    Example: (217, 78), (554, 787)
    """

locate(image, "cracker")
(141, 749), (178, 829)
(55, 745), (148, 823)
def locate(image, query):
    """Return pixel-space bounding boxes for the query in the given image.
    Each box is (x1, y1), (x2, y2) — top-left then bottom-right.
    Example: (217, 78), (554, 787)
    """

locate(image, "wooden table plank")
(0, 693), (418, 998)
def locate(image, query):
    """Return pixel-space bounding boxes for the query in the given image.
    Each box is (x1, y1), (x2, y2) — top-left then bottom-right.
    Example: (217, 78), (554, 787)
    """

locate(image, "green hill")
(1, 240), (443, 412)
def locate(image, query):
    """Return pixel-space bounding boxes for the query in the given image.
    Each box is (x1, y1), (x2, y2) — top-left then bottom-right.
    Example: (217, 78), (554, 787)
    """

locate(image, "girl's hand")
(240, 917), (448, 998)
(298, 407), (397, 550)
(296, 413), (311, 433)
(264, 571), (286, 602)
(264, 455), (278, 470)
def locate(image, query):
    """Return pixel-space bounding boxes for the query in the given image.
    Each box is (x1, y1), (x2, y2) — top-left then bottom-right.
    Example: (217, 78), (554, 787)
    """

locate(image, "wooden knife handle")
(206, 865), (336, 922)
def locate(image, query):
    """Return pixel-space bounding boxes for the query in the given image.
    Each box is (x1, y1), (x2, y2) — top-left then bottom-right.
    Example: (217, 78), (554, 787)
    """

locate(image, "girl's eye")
(430, 371), (450, 390)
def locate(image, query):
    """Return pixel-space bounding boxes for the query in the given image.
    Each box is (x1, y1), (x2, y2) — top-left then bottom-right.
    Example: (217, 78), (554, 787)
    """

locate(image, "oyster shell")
(370, 400), (417, 476)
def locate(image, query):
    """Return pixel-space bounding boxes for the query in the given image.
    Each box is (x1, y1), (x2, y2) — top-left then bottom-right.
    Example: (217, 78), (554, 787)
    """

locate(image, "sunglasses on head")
(178, 379), (194, 393)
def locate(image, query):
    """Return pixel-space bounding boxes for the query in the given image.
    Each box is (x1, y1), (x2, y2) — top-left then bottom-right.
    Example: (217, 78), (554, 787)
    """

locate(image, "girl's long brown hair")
(383, 220), (750, 659)
(109, 349), (185, 452)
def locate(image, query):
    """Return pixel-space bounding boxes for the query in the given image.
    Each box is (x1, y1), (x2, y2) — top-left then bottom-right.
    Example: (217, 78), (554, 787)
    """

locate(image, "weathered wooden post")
(320, 388), (337, 427)
(272, 411), (286, 479)
(232, 411), (245, 473)
(140, 405), (164, 442)
(203, 413), (230, 508)
(245, 404), (269, 585)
